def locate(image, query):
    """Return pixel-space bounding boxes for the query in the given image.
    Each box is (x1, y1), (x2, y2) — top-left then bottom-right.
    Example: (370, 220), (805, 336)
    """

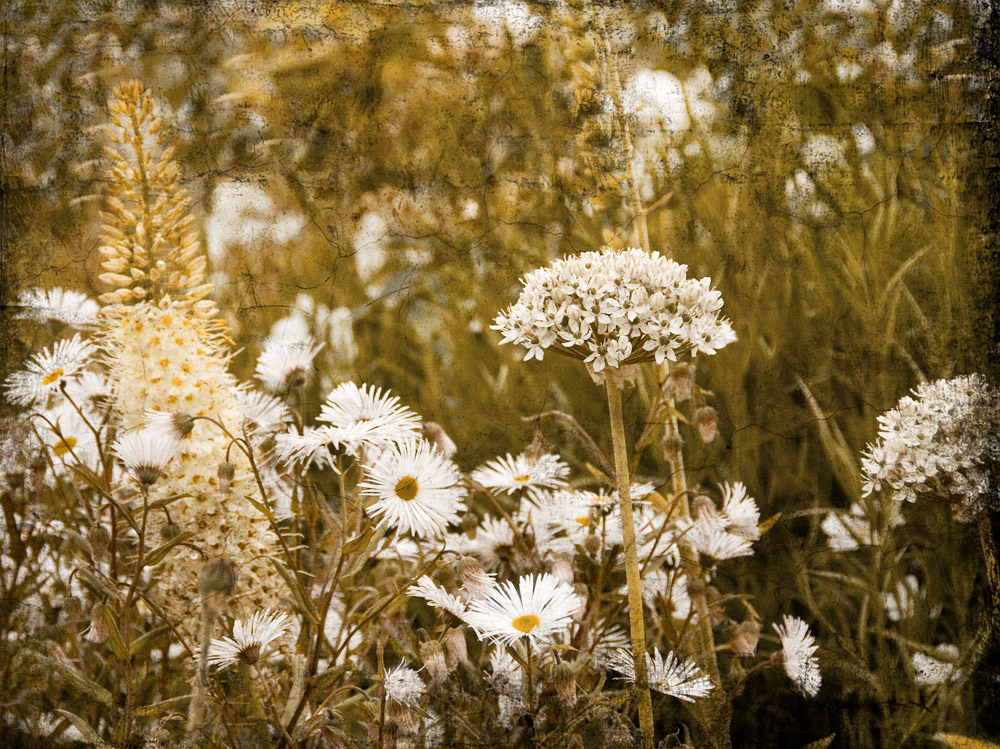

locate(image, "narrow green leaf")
(53, 710), (109, 747)
(142, 531), (194, 567)
(268, 557), (317, 623)
(99, 604), (130, 662)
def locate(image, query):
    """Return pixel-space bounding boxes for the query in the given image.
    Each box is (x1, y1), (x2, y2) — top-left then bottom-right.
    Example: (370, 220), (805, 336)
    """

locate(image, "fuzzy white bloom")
(607, 647), (714, 702)
(462, 572), (578, 647)
(236, 387), (292, 435)
(3, 335), (95, 406)
(383, 663), (426, 706)
(112, 428), (182, 486)
(318, 382), (422, 451)
(773, 615), (821, 697)
(821, 500), (904, 551)
(861, 374), (999, 521)
(255, 335), (324, 393)
(408, 575), (467, 617)
(720, 482), (760, 539)
(493, 248), (736, 379)
(912, 645), (961, 687)
(359, 439), (465, 538)
(273, 424), (378, 470)
(471, 451), (570, 501)
(678, 516), (754, 561)
(206, 609), (291, 668)
(15, 287), (100, 328)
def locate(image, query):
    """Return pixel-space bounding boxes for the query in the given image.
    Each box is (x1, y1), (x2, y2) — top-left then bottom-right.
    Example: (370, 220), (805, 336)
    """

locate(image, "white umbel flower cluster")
(493, 247), (736, 379)
(861, 374), (999, 521)
(773, 615), (821, 697)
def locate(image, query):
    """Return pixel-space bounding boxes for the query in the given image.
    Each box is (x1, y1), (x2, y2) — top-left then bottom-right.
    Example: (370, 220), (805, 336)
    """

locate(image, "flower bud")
(84, 605), (109, 644)
(583, 533), (602, 556)
(460, 512), (479, 536)
(549, 555), (575, 586)
(422, 422), (457, 459)
(662, 432), (684, 464)
(88, 526), (110, 562)
(198, 558), (237, 599)
(160, 520), (181, 541)
(667, 362), (695, 402)
(420, 640), (448, 684)
(217, 460), (235, 494)
(552, 662), (577, 707)
(729, 621), (760, 657)
(444, 627), (468, 663)
(457, 556), (493, 600)
(694, 406), (719, 443)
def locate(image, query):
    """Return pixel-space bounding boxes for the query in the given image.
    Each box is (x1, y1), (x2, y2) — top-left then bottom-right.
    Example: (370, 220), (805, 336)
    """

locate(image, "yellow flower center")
(511, 614), (540, 634)
(395, 476), (419, 501)
(53, 436), (78, 456)
(42, 368), (64, 386)
(513, 475), (531, 483)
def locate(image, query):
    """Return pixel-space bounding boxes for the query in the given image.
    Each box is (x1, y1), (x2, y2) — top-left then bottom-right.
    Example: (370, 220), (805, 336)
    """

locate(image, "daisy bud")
(422, 422), (457, 459)
(217, 460), (235, 494)
(662, 432), (684, 464)
(84, 605), (109, 644)
(694, 406), (719, 443)
(146, 410), (195, 440)
(420, 640), (448, 684)
(460, 512), (479, 536)
(457, 556), (493, 599)
(583, 533), (601, 556)
(552, 662), (577, 707)
(549, 555), (575, 586)
(667, 362), (695, 402)
(730, 621), (760, 657)
(445, 627), (468, 663)
(88, 526), (110, 561)
(160, 520), (181, 541)
(198, 558), (237, 600)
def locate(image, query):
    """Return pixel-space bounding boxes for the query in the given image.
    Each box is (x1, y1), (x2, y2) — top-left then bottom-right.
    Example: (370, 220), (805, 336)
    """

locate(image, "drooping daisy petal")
(461, 572), (579, 647)
(359, 438), (465, 538)
(4, 335), (95, 407)
(607, 647), (714, 702)
(255, 336), (324, 392)
(318, 382), (422, 450)
(408, 575), (468, 617)
(112, 428), (182, 486)
(206, 609), (291, 668)
(15, 287), (100, 328)
(773, 615), (821, 697)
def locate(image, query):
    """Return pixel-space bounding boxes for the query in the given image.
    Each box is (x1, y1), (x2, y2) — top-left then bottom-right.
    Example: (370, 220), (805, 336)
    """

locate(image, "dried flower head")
(773, 615), (821, 697)
(206, 609), (291, 668)
(461, 572), (579, 647)
(383, 663), (426, 707)
(493, 247), (736, 379)
(607, 647), (714, 702)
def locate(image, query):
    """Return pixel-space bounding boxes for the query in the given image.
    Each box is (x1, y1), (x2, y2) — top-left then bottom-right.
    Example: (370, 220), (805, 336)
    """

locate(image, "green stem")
(605, 375), (654, 749)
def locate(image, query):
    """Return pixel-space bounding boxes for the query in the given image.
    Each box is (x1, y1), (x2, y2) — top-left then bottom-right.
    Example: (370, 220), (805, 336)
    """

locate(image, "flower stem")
(605, 375), (654, 749)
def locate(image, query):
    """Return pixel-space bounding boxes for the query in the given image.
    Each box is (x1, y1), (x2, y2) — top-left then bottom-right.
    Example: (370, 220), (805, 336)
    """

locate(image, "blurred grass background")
(2, 0), (997, 745)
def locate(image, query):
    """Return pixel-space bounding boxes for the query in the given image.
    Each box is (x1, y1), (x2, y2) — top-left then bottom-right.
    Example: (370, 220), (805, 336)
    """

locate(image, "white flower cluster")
(493, 247), (736, 379)
(861, 374), (999, 520)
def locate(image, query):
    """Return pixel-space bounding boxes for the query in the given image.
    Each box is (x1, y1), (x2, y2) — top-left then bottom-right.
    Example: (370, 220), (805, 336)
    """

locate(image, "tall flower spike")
(98, 81), (218, 320)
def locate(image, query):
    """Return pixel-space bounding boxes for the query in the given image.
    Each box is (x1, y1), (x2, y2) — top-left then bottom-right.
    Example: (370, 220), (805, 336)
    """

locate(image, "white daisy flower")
(206, 609), (291, 668)
(14, 287), (100, 328)
(236, 387), (292, 434)
(461, 572), (579, 647)
(4, 335), (95, 406)
(773, 615), (821, 697)
(255, 335), (324, 392)
(607, 647), (714, 702)
(359, 438), (465, 538)
(408, 575), (467, 617)
(463, 514), (517, 570)
(383, 663), (426, 706)
(679, 516), (754, 560)
(317, 382), (422, 450)
(112, 428), (182, 486)
(470, 451), (570, 501)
